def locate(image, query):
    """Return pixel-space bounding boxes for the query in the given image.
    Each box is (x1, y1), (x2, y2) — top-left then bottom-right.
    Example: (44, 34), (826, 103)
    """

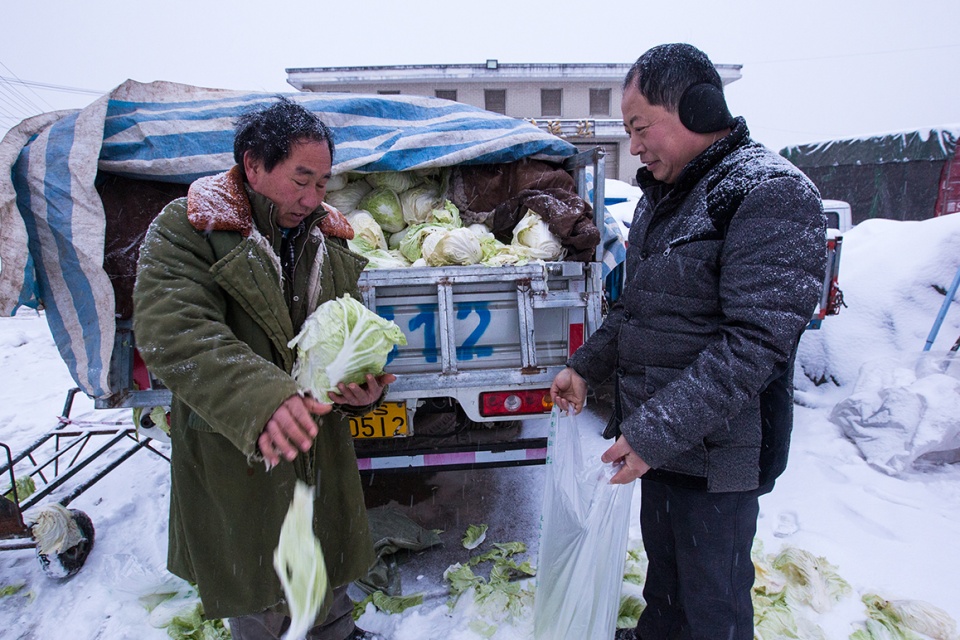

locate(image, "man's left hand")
(328, 372), (396, 407)
(601, 435), (651, 484)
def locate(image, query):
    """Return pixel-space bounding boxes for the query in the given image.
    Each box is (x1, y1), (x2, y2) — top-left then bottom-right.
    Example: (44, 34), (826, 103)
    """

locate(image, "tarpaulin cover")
(780, 126), (960, 224)
(0, 79), (625, 399)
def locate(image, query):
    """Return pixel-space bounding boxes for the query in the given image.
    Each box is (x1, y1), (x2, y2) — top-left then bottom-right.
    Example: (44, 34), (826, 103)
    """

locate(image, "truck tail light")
(479, 389), (553, 417)
(569, 322), (584, 356)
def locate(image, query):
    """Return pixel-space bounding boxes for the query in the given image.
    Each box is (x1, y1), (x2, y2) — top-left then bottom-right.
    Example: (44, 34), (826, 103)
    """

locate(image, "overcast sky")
(2, 0), (958, 152)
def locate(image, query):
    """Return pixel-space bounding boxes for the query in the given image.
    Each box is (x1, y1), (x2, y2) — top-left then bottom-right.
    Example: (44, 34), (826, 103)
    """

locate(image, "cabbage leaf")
(274, 481), (328, 640)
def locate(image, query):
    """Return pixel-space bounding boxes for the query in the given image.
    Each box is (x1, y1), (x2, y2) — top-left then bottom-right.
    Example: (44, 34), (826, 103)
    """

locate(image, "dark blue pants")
(636, 478), (769, 640)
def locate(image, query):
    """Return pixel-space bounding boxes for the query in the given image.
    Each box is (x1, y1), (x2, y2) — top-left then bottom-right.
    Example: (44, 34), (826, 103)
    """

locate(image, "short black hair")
(233, 96), (335, 177)
(623, 43), (724, 112)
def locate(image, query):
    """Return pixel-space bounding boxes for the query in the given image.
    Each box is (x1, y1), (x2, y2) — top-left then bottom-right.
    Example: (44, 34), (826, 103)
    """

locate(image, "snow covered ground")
(1, 198), (959, 639)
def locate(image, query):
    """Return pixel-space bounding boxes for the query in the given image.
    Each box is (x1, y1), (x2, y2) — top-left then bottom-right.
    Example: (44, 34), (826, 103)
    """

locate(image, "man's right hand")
(550, 366), (587, 415)
(258, 394), (332, 467)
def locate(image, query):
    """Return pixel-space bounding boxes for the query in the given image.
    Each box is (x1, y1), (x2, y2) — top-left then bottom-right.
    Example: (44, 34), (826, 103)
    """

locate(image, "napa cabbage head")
(346, 210), (388, 251)
(358, 187), (406, 233)
(400, 185), (443, 225)
(512, 210), (564, 260)
(289, 295), (406, 403)
(324, 180), (372, 214)
(365, 171), (419, 193)
(421, 227), (482, 266)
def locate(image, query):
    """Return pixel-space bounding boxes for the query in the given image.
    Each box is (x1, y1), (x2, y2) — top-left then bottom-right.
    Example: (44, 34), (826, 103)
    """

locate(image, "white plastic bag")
(534, 406), (635, 640)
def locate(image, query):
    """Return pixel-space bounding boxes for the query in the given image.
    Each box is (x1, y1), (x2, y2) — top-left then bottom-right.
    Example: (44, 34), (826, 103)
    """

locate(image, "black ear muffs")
(678, 82), (735, 133)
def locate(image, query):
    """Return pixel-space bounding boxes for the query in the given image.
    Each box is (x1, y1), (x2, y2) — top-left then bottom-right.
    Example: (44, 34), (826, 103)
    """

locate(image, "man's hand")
(258, 394), (331, 467)
(328, 372), (396, 407)
(601, 435), (651, 484)
(550, 367), (587, 415)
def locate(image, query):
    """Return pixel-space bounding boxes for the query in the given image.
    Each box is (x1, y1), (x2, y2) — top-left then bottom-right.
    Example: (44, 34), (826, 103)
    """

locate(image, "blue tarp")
(0, 79), (624, 399)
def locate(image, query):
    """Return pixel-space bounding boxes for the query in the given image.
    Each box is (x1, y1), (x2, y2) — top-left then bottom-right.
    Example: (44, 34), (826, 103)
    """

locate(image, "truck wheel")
(37, 509), (95, 579)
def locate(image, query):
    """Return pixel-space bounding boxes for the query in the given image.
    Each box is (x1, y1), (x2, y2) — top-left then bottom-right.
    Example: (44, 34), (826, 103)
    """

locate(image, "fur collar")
(186, 165), (354, 239)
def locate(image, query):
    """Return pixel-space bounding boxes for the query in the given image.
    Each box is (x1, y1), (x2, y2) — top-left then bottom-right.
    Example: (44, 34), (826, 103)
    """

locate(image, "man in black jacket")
(551, 43), (826, 639)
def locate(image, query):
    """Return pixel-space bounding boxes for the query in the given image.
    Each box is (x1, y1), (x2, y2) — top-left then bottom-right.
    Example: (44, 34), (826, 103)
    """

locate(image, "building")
(285, 60), (742, 183)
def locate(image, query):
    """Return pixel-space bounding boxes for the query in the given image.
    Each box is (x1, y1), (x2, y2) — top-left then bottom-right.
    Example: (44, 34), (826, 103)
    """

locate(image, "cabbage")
(274, 481), (328, 640)
(324, 180), (372, 214)
(511, 210), (564, 260)
(346, 210), (387, 251)
(480, 241), (531, 267)
(289, 295), (406, 403)
(358, 187), (406, 233)
(348, 244), (410, 270)
(365, 171), (419, 193)
(421, 227), (482, 266)
(467, 223), (494, 240)
(430, 200), (462, 227)
(29, 503), (83, 556)
(388, 227), (410, 251)
(398, 223), (446, 262)
(400, 185), (443, 225)
(325, 174), (348, 192)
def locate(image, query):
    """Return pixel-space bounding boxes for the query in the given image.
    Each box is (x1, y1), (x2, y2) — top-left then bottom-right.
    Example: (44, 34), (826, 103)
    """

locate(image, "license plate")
(350, 402), (408, 438)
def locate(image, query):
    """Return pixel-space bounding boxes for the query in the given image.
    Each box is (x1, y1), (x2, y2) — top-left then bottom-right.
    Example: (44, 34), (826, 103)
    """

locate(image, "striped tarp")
(0, 79), (623, 400)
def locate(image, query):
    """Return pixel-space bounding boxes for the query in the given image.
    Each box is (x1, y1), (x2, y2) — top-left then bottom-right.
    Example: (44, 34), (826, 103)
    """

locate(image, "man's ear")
(242, 150), (261, 186)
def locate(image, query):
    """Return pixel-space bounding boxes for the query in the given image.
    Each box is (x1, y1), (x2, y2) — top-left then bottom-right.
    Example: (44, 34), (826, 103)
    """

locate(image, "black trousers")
(636, 478), (769, 640)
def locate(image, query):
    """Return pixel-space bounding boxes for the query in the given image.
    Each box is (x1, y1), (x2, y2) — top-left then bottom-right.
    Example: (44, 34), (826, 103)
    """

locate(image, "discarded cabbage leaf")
(400, 185), (443, 225)
(372, 590), (424, 615)
(421, 227), (482, 266)
(444, 563), (483, 595)
(347, 210), (388, 251)
(771, 546), (851, 613)
(512, 210), (564, 260)
(274, 481), (328, 640)
(365, 171), (419, 193)
(289, 295), (406, 403)
(358, 187), (406, 234)
(462, 524), (488, 550)
(324, 180), (372, 214)
(0, 583), (25, 598)
(3, 476), (36, 504)
(860, 593), (959, 640)
(617, 595), (645, 630)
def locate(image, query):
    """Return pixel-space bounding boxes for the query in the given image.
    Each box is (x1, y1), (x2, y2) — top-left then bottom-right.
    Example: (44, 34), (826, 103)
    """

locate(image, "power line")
(0, 61), (57, 111)
(0, 75), (106, 96)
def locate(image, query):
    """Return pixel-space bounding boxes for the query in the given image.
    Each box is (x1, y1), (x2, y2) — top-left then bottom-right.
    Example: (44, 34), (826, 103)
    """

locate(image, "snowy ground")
(1, 205), (959, 639)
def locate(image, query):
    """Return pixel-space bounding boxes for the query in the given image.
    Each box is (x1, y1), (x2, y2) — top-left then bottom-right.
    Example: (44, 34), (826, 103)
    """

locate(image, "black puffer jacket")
(570, 118), (825, 492)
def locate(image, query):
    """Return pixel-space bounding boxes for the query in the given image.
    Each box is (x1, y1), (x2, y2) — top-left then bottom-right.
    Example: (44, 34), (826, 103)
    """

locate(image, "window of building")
(377, 90), (401, 95)
(589, 89), (611, 116)
(435, 89), (457, 102)
(541, 89), (562, 117)
(485, 89), (506, 114)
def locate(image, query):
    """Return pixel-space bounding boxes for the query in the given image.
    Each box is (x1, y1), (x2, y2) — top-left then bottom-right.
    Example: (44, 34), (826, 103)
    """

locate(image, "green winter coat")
(133, 167), (375, 620)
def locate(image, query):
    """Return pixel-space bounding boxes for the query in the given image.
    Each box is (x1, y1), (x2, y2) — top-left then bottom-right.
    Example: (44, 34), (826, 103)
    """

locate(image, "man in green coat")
(133, 97), (389, 640)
